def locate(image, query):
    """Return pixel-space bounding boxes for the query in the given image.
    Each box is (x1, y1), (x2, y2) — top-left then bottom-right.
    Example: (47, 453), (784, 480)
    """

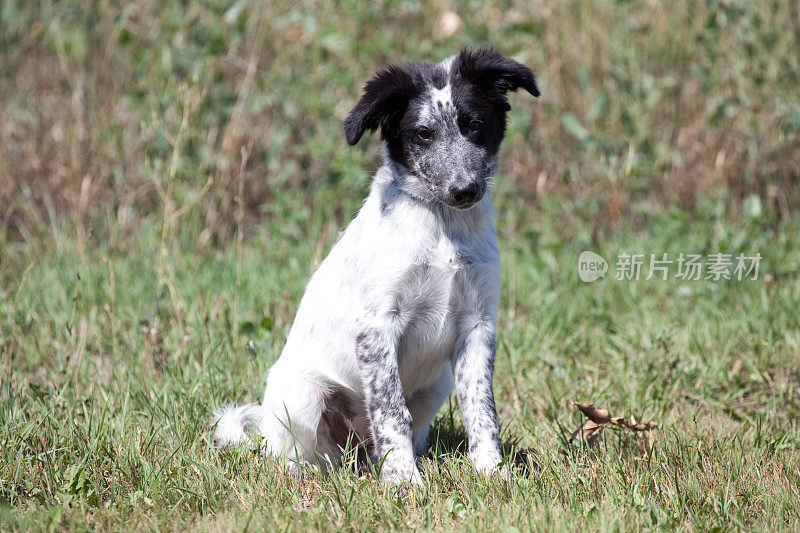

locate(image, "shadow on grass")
(426, 406), (540, 476)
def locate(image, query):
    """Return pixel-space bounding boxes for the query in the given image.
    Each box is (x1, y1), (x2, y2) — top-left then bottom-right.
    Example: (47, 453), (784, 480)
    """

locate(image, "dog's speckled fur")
(214, 48), (538, 487)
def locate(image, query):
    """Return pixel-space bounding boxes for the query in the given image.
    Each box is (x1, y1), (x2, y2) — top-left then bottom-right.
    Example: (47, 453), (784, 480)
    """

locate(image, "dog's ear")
(344, 65), (421, 146)
(456, 48), (540, 109)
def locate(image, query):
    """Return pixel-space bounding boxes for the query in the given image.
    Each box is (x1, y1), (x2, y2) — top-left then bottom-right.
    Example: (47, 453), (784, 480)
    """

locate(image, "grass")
(2, 193), (799, 530)
(2, 0), (800, 530)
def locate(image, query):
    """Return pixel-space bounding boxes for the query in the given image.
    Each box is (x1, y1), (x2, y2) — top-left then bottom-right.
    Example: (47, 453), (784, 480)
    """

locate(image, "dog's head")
(344, 48), (539, 210)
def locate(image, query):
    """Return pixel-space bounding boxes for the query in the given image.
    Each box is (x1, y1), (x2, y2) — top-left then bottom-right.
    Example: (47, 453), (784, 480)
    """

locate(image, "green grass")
(2, 0), (800, 530)
(2, 196), (799, 530)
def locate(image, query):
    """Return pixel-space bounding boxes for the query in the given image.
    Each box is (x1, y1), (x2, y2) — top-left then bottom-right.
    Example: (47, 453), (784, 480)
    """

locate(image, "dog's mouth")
(444, 198), (482, 210)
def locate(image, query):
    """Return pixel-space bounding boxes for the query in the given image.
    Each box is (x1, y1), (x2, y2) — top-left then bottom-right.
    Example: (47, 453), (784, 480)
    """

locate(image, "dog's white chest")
(291, 174), (501, 395)
(394, 234), (480, 391)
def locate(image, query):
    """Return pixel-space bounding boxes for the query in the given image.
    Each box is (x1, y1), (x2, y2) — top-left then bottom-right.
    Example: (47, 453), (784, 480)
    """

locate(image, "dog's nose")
(450, 182), (480, 206)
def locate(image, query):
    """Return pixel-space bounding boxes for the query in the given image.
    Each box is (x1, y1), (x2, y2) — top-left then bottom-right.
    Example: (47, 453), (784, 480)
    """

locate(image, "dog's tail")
(211, 403), (264, 447)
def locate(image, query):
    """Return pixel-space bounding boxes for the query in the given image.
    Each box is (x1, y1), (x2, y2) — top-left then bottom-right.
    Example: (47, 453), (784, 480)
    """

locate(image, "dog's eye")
(469, 120), (483, 133)
(417, 128), (432, 141)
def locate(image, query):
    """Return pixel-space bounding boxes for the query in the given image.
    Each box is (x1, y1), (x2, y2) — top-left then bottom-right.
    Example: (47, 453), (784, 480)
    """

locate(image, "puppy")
(214, 48), (539, 487)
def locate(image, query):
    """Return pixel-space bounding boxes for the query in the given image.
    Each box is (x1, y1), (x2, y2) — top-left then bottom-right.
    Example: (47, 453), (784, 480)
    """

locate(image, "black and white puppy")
(215, 48), (539, 487)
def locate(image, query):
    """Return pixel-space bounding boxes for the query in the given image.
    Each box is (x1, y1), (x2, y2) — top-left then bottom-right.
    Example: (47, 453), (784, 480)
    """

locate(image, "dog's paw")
(380, 464), (424, 494)
(470, 448), (506, 477)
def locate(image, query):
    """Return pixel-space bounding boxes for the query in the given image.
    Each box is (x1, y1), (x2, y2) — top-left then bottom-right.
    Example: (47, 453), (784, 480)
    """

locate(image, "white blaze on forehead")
(430, 83), (452, 108)
(438, 55), (456, 73)
(417, 56), (458, 125)
(419, 82), (456, 126)
(432, 55), (457, 107)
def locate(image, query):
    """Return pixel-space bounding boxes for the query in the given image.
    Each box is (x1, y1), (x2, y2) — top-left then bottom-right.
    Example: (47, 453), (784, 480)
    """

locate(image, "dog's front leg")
(453, 324), (504, 474)
(355, 327), (422, 488)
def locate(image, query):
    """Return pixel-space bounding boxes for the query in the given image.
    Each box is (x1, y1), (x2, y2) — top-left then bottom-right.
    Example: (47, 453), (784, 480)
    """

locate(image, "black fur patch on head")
(344, 49), (539, 182)
(454, 48), (540, 111)
(343, 64), (426, 147)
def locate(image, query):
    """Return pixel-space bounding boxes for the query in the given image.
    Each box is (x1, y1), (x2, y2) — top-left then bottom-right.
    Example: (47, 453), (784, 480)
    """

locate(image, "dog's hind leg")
(257, 367), (328, 468)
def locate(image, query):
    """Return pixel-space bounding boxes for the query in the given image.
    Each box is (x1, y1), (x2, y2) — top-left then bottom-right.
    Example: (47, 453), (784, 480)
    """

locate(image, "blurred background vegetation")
(2, 1), (800, 529)
(2, 0), (799, 251)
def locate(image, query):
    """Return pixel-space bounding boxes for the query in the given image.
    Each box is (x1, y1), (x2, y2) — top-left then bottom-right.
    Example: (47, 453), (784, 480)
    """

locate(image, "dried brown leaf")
(573, 402), (613, 424)
(569, 419), (606, 447)
(570, 402), (658, 447)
